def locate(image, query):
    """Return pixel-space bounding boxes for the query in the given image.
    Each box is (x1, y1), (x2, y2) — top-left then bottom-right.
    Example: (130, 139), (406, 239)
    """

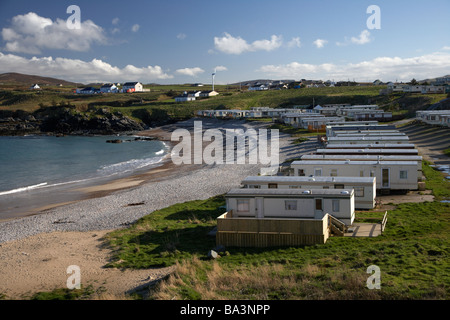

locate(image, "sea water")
(0, 135), (168, 220)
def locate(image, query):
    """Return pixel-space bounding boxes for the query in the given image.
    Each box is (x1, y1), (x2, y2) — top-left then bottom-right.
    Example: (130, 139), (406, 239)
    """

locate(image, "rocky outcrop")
(0, 107), (145, 136)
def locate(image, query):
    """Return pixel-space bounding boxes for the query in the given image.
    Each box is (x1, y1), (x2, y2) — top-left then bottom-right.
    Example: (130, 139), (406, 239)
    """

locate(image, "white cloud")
(287, 37), (301, 48)
(176, 67), (205, 77)
(257, 50), (450, 82)
(112, 18), (120, 25)
(442, 46), (450, 51)
(313, 39), (328, 48)
(0, 51), (173, 83)
(1, 12), (107, 54)
(214, 66), (228, 72)
(177, 33), (187, 40)
(214, 33), (282, 55)
(351, 30), (371, 45)
(131, 24), (140, 32)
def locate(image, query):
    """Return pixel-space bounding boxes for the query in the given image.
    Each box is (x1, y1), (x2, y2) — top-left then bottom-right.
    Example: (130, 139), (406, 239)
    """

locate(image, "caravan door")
(382, 168), (390, 188)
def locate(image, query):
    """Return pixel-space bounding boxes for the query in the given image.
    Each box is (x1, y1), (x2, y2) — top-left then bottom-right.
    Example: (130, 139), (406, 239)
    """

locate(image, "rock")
(207, 250), (219, 259)
(106, 139), (123, 144)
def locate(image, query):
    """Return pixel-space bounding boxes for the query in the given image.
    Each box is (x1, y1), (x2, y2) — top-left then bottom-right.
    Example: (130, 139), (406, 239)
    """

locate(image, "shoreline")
(0, 118), (296, 242)
(0, 128), (176, 222)
(0, 118), (302, 299)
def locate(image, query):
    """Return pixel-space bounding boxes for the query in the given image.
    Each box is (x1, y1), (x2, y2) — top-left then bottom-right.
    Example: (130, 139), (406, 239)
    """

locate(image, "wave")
(98, 155), (165, 176)
(0, 182), (48, 196)
(0, 151), (168, 197)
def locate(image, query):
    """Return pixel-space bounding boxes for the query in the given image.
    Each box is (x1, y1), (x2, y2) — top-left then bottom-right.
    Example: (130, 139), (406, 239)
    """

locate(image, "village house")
(29, 84), (41, 90)
(79, 87), (100, 94)
(199, 90), (219, 97)
(175, 91), (201, 102)
(122, 82), (143, 93)
(100, 83), (118, 93)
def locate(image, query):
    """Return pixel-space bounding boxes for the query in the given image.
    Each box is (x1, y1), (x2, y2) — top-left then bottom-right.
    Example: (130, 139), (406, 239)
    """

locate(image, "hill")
(0, 72), (82, 87)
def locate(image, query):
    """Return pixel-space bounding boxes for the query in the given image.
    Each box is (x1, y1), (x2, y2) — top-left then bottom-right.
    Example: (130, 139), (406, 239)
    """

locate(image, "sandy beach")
(0, 118), (316, 299)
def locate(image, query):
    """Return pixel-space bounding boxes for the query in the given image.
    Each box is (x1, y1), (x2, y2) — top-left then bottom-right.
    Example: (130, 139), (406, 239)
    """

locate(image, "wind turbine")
(212, 68), (216, 91)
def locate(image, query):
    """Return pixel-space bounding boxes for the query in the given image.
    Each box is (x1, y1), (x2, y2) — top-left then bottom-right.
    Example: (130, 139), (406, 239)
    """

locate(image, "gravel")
(0, 119), (318, 244)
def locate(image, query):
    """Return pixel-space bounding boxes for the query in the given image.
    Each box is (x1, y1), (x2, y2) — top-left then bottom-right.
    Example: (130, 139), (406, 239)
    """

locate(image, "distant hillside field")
(0, 83), (448, 126)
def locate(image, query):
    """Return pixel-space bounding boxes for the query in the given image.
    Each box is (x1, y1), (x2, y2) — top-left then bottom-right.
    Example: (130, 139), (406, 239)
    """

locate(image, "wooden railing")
(328, 214), (348, 236)
(381, 211), (388, 233)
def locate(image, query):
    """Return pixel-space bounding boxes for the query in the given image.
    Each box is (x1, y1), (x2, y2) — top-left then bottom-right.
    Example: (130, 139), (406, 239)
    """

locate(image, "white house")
(199, 90), (219, 97)
(122, 82), (143, 93)
(240, 176), (376, 210)
(29, 84), (40, 90)
(175, 91), (201, 102)
(100, 83), (118, 93)
(291, 160), (419, 192)
(248, 84), (269, 91)
(225, 188), (355, 225)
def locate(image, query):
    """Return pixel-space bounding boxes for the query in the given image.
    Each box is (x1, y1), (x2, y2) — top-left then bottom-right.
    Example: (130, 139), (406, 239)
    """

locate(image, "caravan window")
(354, 187), (365, 197)
(268, 183), (278, 189)
(332, 200), (340, 212)
(237, 199), (250, 212)
(314, 168), (322, 176)
(285, 200), (297, 210)
(298, 169), (306, 176)
(400, 170), (408, 179)
(330, 169), (338, 177)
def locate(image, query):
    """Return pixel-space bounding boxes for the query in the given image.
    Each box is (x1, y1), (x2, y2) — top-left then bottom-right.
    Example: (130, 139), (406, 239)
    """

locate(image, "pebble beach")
(0, 118), (316, 243)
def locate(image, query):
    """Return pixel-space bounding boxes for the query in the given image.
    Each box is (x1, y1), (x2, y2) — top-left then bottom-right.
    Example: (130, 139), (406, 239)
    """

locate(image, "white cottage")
(122, 82), (143, 93)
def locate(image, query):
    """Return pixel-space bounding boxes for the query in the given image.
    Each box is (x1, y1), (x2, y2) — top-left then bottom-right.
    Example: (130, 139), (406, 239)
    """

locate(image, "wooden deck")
(344, 223), (382, 237)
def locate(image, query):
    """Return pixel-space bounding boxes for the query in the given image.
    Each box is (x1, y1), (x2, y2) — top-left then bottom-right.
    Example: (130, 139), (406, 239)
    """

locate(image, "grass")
(422, 160), (450, 201)
(444, 148), (450, 157)
(105, 195), (226, 269)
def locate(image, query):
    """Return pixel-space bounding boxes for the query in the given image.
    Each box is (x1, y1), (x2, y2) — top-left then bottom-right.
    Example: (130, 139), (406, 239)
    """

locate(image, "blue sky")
(0, 0), (449, 84)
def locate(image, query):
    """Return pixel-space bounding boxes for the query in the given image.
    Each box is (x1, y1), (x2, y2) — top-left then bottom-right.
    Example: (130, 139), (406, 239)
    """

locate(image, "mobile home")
(326, 124), (397, 137)
(325, 143), (417, 149)
(224, 188), (355, 225)
(301, 154), (422, 171)
(290, 160), (418, 192)
(240, 176), (376, 209)
(327, 136), (410, 145)
(315, 148), (419, 156)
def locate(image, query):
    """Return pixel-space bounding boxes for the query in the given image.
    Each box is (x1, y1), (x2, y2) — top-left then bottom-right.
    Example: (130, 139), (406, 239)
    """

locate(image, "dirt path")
(0, 230), (174, 300)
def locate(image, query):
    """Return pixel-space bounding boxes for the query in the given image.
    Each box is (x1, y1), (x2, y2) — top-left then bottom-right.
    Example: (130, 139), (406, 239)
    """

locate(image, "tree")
(410, 78), (418, 85)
